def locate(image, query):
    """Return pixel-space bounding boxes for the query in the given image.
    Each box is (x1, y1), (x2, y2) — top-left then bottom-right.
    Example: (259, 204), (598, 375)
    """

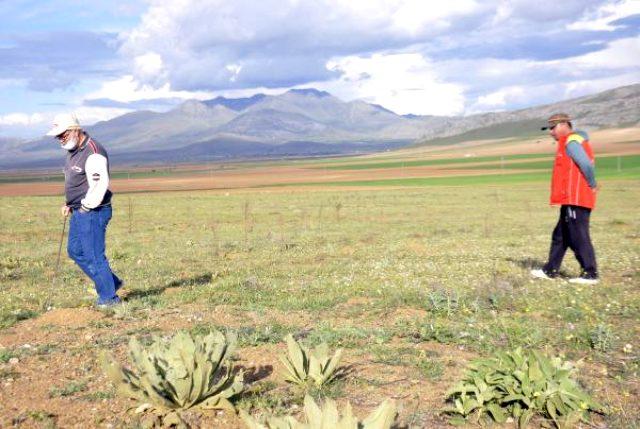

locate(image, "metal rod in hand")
(43, 216), (67, 311)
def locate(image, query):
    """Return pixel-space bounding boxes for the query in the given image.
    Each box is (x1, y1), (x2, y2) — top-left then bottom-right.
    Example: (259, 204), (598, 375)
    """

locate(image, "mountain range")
(1, 84), (639, 169)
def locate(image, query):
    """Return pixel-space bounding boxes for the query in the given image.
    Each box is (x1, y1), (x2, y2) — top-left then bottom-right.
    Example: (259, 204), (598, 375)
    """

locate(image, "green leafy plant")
(588, 323), (614, 352)
(0, 256), (21, 280)
(280, 334), (343, 388)
(49, 381), (88, 398)
(101, 330), (244, 427)
(445, 348), (604, 428)
(240, 394), (397, 429)
(0, 309), (38, 329)
(395, 318), (457, 344)
(238, 324), (298, 347)
(426, 289), (461, 316)
(0, 347), (17, 363)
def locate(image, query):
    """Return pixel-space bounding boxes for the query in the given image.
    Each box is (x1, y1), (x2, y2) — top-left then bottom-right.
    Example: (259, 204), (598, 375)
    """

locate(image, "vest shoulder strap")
(87, 138), (99, 154)
(567, 132), (585, 145)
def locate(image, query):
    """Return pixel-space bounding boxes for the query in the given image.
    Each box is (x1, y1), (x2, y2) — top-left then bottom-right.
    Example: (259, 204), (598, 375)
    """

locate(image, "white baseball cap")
(46, 113), (81, 137)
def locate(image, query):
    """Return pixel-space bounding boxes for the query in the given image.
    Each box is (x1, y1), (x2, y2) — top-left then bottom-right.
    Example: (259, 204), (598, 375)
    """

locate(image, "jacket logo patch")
(72, 166), (83, 173)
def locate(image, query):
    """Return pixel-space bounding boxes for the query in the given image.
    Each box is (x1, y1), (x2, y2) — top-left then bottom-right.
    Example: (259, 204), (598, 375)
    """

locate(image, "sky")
(1, 0), (639, 138)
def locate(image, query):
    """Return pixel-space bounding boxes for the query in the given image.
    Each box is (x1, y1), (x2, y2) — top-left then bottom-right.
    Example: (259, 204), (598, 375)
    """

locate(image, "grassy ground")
(0, 178), (639, 428)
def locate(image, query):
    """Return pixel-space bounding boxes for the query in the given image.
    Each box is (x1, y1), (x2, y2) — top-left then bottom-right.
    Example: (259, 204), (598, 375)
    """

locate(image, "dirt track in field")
(0, 166), (512, 197)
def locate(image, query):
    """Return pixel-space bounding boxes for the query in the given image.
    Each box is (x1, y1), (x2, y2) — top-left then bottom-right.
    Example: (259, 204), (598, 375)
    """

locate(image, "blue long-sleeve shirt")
(566, 131), (597, 188)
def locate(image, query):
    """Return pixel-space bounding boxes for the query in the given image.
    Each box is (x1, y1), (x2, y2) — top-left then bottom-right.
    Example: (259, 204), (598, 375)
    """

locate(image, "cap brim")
(46, 126), (65, 137)
(46, 124), (80, 136)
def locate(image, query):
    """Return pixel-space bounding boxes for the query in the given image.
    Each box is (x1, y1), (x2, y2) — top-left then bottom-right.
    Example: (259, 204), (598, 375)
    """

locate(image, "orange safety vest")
(550, 132), (596, 209)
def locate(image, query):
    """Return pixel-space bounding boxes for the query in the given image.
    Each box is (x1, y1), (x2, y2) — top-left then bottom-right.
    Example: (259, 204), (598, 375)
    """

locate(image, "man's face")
(56, 129), (80, 148)
(549, 122), (571, 141)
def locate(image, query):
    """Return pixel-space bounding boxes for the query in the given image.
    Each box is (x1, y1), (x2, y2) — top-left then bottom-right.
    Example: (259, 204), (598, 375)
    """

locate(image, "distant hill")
(1, 84), (638, 169)
(414, 84), (640, 145)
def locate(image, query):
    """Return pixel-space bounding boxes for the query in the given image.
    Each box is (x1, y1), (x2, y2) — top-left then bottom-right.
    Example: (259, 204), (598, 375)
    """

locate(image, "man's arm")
(566, 141), (597, 188)
(80, 154), (110, 210)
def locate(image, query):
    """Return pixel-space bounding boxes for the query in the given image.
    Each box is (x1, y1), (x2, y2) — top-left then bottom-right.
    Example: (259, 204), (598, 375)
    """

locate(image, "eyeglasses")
(549, 122), (567, 131)
(56, 130), (71, 141)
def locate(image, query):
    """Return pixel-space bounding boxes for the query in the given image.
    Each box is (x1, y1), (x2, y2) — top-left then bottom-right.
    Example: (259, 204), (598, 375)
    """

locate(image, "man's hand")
(61, 205), (71, 217)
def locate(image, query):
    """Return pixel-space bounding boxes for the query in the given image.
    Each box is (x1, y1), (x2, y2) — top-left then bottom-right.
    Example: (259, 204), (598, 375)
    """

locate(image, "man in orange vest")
(531, 113), (599, 285)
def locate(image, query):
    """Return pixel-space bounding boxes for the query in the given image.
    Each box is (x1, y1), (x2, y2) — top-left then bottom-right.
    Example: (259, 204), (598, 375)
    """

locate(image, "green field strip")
(462, 154), (640, 172)
(314, 153), (553, 171)
(270, 168), (640, 188)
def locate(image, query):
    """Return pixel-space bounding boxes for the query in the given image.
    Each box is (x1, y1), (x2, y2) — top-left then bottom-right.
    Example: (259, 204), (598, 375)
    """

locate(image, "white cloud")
(568, 0), (640, 31)
(320, 53), (465, 115)
(562, 71), (640, 98)
(71, 106), (133, 126)
(460, 33), (640, 113)
(118, 0), (486, 91)
(88, 26), (640, 117)
(491, 0), (604, 23)
(0, 112), (45, 126)
(0, 107), (133, 138)
(567, 36), (640, 69)
(84, 75), (214, 103)
(225, 64), (243, 82)
(134, 52), (165, 83)
(390, 0), (479, 34)
(476, 86), (526, 109)
(0, 78), (24, 89)
(3, 0), (639, 139)
(112, 0), (636, 117)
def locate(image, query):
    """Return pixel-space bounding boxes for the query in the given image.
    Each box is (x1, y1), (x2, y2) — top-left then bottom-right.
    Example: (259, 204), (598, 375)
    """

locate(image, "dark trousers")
(543, 205), (597, 278)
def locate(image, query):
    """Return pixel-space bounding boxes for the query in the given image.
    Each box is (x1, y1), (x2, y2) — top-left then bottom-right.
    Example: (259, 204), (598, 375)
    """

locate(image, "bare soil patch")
(0, 303), (475, 428)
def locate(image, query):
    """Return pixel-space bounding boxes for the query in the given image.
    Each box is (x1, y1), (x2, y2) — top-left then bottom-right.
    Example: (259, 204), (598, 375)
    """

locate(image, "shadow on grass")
(0, 309), (39, 330)
(507, 257), (546, 270)
(506, 257), (571, 278)
(124, 272), (214, 300)
(237, 365), (274, 384)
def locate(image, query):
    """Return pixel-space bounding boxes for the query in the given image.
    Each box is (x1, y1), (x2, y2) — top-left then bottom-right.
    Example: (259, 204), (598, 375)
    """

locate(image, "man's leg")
(69, 211), (121, 293)
(567, 206), (598, 278)
(67, 211), (95, 279)
(94, 207), (121, 290)
(542, 206), (569, 277)
(78, 207), (119, 304)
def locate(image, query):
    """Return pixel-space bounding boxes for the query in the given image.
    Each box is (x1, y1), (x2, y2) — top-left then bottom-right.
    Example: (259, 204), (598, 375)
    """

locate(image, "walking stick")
(43, 216), (67, 311)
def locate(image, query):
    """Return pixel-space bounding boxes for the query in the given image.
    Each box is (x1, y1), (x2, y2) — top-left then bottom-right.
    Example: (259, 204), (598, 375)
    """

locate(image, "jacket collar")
(69, 133), (89, 154)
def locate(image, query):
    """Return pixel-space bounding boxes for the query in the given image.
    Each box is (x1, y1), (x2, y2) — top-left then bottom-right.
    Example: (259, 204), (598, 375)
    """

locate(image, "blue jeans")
(67, 205), (122, 305)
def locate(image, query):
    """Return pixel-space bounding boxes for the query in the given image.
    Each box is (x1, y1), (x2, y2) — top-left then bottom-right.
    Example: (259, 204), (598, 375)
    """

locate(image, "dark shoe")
(114, 275), (124, 292)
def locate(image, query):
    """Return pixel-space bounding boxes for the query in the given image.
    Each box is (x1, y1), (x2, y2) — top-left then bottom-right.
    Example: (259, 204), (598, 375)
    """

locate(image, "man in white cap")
(47, 113), (123, 306)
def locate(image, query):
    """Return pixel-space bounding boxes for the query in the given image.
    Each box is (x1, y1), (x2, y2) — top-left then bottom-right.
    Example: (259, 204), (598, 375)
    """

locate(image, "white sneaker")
(530, 269), (553, 280)
(568, 277), (599, 285)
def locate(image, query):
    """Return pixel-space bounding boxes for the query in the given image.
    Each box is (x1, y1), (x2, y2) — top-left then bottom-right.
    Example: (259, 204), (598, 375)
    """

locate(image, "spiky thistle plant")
(240, 394), (397, 429)
(280, 334), (343, 388)
(101, 330), (244, 426)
